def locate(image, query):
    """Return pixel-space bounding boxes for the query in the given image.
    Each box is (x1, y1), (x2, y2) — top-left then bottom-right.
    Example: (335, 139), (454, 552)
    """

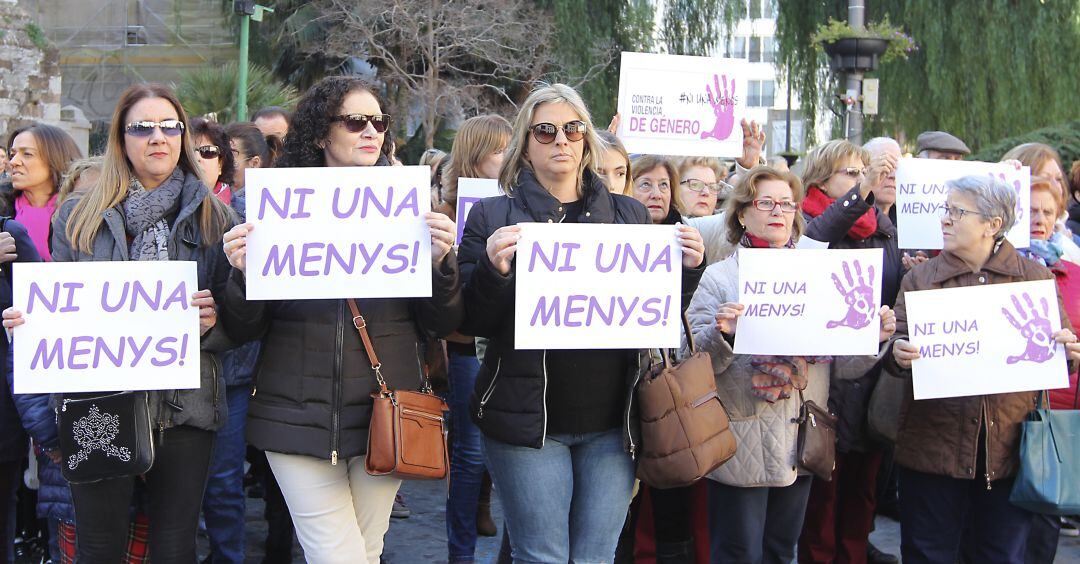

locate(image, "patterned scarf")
(123, 169), (184, 261)
(739, 233), (832, 402)
(1020, 233), (1065, 268)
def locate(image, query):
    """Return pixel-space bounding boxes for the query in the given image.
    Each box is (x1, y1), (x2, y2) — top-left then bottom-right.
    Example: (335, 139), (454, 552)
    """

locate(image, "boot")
(655, 539), (694, 564)
(477, 472), (498, 537)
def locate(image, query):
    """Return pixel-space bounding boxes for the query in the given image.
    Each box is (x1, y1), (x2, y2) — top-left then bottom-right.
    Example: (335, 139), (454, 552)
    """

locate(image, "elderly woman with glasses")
(676, 156), (730, 217)
(795, 139), (905, 564)
(886, 175), (1080, 563)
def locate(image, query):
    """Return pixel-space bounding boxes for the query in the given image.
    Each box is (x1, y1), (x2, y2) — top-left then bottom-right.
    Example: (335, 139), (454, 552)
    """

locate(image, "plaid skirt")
(58, 513), (150, 564)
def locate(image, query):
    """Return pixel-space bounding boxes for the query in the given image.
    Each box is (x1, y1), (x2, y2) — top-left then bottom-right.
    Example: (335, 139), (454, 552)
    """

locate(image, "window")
(749, 36), (761, 62)
(726, 36), (747, 59)
(748, 0), (775, 19)
(748, 0), (762, 18)
(763, 0), (776, 18)
(747, 80), (776, 108)
(763, 37), (776, 63)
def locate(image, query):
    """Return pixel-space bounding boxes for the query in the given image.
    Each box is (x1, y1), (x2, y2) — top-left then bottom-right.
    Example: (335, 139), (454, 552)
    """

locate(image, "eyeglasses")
(530, 121), (586, 144)
(195, 145), (220, 159)
(752, 199), (799, 213)
(681, 178), (732, 196)
(833, 167), (866, 178)
(634, 180), (670, 194)
(939, 204), (985, 222)
(125, 119), (185, 138)
(330, 113), (391, 134)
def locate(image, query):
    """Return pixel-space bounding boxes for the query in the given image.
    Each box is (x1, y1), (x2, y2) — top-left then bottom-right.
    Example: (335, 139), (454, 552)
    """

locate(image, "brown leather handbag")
(347, 299), (450, 480)
(794, 388), (838, 481)
(636, 314), (737, 489)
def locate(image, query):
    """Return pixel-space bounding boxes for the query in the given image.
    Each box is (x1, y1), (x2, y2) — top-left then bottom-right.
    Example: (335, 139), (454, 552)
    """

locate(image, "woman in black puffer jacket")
(219, 76), (462, 564)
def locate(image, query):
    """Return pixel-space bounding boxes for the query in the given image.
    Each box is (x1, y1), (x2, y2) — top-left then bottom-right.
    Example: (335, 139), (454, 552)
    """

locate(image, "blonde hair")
(723, 166), (806, 246)
(800, 139), (870, 193)
(1031, 179), (1065, 219)
(1003, 143), (1067, 204)
(441, 115), (511, 207)
(65, 84), (233, 254)
(596, 130), (632, 193)
(499, 83), (607, 195)
(629, 154), (684, 215)
(56, 157), (103, 205)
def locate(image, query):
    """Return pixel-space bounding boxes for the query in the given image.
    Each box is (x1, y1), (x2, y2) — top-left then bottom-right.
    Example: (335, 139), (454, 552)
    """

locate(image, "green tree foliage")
(968, 121), (1080, 167)
(766, 0), (1080, 151)
(176, 62), (301, 124)
(662, 0), (742, 56)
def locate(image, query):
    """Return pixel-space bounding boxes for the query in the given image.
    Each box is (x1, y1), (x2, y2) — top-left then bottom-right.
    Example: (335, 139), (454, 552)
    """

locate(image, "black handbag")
(56, 391), (155, 484)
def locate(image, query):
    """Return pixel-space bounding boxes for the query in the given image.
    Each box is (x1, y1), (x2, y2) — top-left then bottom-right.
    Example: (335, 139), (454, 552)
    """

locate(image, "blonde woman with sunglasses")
(456, 83), (705, 562)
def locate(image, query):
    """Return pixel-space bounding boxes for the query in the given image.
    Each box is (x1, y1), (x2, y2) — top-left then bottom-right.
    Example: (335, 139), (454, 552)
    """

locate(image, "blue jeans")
(483, 428), (635, 564)
(446, 352), (485, 563)
(707, 476), (813, 564)
(201, 385), (250, 563)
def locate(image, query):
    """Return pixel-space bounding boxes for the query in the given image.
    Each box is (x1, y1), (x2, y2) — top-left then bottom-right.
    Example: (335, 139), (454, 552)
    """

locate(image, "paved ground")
(211, 479), (1080, 563)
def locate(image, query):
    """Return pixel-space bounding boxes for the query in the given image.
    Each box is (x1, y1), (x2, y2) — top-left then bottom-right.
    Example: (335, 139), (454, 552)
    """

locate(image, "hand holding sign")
(223, 223), (253, 274)
(486, 225), (521, 276)
(892, 339), (920, 369)
(676, 224), (705, 268)
(879, 306), (897, 343)
(1053, 329), (1080, 362)
(0, 232), (16, 264)
(714, 302), (745, 335)
(425, 211), (455, 266)
(191, 289), (217, 336)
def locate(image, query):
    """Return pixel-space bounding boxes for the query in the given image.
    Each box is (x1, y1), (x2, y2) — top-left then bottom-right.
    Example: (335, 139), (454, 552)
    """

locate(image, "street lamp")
(233, 1), (274, 121)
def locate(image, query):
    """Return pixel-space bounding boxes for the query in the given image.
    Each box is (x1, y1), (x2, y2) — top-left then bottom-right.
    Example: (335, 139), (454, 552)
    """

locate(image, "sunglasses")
(195, 145), (220, 159)
(125, 119), (185, 138)
(530, 121), (586, 144)
(330, 113), (391, 134)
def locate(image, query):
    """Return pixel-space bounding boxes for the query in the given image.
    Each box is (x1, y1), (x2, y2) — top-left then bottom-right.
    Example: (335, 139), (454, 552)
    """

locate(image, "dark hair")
(276, 76), (393, 168)
(225, 122), (281, 173)
(251, 106), (293, 125)
(2, 123), (82, 215)
(189, 118), (236, 187)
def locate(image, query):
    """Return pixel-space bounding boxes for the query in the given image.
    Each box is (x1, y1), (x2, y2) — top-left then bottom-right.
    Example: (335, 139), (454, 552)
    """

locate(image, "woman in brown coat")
(887, 175), (1080, 564)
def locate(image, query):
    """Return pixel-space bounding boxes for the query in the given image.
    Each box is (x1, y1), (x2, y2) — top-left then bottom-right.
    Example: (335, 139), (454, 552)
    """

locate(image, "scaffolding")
(20, 0), (237, 120)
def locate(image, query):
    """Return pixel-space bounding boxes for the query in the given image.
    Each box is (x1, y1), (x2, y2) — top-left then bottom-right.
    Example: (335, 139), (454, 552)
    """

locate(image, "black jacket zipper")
(331, 302), (344, 465)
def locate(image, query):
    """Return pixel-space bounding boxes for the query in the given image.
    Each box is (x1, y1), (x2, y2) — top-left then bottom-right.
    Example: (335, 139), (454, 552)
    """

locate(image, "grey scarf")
(123, 168), (184, 261)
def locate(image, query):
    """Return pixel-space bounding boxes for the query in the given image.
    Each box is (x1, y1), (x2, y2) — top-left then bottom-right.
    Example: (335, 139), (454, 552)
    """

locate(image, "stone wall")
(0, 0), (62, 141)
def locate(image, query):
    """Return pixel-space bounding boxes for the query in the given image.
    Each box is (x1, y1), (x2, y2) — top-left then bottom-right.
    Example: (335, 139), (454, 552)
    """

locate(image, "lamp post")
(233, 1), (273, 121)
(844, 0), (865, 144)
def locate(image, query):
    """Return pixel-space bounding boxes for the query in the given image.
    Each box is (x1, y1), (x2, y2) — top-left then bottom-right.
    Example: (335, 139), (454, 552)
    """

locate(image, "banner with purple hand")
(905, 279), (1068, 400)
(514, 223), (682, 349)
(616, 52), (749, 158)
(894, 158), (1030, 250)
(735, 248), (884, 356)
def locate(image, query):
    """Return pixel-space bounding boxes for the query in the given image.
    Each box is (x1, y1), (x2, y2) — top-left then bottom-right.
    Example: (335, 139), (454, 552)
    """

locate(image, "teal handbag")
(1009, 390), (1080, 515)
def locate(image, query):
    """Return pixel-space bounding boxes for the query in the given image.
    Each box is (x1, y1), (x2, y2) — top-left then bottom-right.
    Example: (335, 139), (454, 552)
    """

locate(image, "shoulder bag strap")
(346, 298), (388, 395)
(659, 312), (696, 369)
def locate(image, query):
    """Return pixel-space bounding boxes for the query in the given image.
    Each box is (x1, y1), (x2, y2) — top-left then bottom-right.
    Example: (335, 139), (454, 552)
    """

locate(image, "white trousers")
(265, 451), (402, 564)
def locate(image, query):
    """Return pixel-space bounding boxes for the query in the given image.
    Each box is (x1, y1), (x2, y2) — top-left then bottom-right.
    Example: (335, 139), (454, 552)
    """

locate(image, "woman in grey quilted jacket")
(684, 166), (893, 563)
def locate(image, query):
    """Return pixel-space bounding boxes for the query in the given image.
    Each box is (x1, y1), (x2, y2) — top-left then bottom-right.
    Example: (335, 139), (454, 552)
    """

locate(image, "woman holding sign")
(796, 139), (904, 564)
(685, 166), (894, 564)
(887, 175), (1080, 563)
(219, 76), (463, 564)
(3, 83), (235, 562)
(457, 83), (705, 563)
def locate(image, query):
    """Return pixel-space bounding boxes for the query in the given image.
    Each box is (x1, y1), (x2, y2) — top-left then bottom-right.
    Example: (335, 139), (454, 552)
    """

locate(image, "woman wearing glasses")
(190, 118), (236, 205)
(3, 83), (234, 562)
(677, 156), (729, 218)
(887, 175), (1080, 562)
(795, 139), (905, 564)
(457, 83), (704, 562)
(686, 166), (894, 563)
(225, 122), (281, 196)
(219, 76), (462, 564)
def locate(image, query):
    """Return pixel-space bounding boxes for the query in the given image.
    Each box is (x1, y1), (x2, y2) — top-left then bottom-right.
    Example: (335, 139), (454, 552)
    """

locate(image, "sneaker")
(391, 493), (411, 519)
(867, 542), (900, 564)
(1061, 516), (1079, 537)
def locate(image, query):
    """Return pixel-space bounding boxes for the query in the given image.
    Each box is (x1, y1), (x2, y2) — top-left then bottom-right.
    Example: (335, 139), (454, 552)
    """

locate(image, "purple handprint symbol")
(989, 172), (1024, 224)
(700, 74), (736, 142)
(1002, 292), (1055, 364)
(827, 260), (877, 330)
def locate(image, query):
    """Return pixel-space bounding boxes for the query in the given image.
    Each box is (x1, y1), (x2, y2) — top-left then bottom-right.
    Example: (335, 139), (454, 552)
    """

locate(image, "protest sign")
(735, 248), (884, 356)
(454, 178), (501, 243)
(514, 223), (682, 349)
(617, 51), (749, 158)
(13, 262), (200, 394)
(245, 166), (432, 300)
(905, 279), (1068, 400)
(894, 158), (1030, 250)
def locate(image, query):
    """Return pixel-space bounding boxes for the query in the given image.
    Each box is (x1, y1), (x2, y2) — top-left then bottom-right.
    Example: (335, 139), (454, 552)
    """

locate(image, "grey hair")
(945, 174), (1017, 240)
(863, 136), (901, 155)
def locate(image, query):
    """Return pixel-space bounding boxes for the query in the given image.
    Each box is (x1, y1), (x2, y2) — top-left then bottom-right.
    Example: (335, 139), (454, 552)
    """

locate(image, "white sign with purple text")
(514, 223), (682, 349)
(617, 51), (749, 158)
(894, 158), (1031, 250)
(454, 178), (501, 243)
(245, 166), (432, 300)
(735, 248), (884, 356)
(905, 279), (1068, 400)
(13, 261), (200, 394)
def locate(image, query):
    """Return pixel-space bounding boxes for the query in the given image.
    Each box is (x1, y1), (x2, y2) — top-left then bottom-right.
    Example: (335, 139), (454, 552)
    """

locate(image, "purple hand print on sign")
(989, 172), (1024, 225)
(700, 74), (736, 142)
(1002, 292), (1055, 364)
(826, 260), (877, 330)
